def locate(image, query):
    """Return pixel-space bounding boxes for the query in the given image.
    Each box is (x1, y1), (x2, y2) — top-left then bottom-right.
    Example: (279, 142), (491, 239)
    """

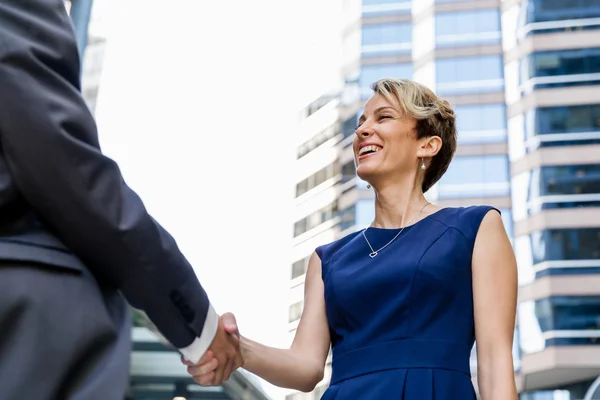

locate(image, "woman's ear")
(420, 136), (443, 158)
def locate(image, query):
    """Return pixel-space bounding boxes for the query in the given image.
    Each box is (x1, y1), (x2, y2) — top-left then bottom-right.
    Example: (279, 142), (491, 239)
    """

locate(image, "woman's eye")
(380, 115), (392, 120)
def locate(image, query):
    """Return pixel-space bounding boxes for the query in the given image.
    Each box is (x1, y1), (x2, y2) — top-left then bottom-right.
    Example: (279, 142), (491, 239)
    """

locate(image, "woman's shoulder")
(315, 230), (362, 264)
(431, 205), (501, 243)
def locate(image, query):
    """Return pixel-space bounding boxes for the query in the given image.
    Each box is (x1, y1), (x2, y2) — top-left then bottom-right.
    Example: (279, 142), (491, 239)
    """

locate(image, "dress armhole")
(472, 206), (502, 244)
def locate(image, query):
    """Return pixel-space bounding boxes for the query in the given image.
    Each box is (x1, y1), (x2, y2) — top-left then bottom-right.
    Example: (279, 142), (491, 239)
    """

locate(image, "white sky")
(93, 0), (343, 398)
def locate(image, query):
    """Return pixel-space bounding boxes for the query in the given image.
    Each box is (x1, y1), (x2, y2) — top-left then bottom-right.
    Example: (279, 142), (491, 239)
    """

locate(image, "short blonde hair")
(370, 78), (457, 193)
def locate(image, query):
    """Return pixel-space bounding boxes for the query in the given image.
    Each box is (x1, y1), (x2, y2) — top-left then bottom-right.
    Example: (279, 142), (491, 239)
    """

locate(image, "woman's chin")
(356, 168), (378, 183)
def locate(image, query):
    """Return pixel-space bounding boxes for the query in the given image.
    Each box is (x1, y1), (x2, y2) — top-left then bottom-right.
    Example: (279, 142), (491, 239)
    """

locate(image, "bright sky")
(94, 0), (343, 398)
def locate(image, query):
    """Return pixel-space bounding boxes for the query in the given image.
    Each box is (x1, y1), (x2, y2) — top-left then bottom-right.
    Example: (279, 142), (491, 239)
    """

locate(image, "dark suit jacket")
(0, 0), (215, 361)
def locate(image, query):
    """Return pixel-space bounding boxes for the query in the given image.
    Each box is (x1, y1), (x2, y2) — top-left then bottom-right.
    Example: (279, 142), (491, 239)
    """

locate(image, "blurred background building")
(288, 0), (600, 399)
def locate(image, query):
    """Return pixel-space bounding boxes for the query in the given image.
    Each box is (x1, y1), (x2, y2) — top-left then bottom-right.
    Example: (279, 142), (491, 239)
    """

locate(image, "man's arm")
(0, 0), (215, 363)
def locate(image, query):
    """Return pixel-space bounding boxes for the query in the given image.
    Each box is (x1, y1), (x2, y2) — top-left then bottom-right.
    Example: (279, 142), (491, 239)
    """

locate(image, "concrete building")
(288, 0), (600, 399)
(502, 0), (600, 398)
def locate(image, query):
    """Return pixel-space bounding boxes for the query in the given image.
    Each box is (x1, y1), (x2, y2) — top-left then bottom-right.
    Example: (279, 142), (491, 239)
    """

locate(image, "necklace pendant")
(369, 252), (378, 258)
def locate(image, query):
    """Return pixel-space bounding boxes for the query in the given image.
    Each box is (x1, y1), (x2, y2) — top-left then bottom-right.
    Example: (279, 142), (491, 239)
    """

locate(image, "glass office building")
(503, 0), (600, 398)
(289, 0), (600, 398)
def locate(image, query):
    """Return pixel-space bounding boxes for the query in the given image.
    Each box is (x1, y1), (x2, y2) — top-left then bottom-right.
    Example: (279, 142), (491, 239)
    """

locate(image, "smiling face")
(353, 93), (423, 186)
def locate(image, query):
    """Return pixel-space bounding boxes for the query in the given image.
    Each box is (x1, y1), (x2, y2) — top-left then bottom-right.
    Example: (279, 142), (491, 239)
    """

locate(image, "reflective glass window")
(297, 122), (340, 159)
(519, 296), (600, 355)
(512, 164), (600, 218)
(291, 257), (308, 279)
(521, 48), (600, 92)
(520, 104), (600, 150)
(296, 162), (340, 197)
(360, 64), (413, 97)
(514, 228), (600, 285)
(436, 155), (510, 198)
(294, 202), (338, 237)
(529, 228), (600, 265)
(523, 0), (600, 24)
(454, 104), (507, 143)
(362, 0), (411, 17)
(436, 56), (504, 95)
(435, 9), (501, 47)
(362, 23), (412, 56)
(338, 204), (356, 232)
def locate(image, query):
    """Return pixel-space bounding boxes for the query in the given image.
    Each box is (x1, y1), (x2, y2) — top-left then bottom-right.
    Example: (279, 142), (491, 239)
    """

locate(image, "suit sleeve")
(0, 0), (216, 363)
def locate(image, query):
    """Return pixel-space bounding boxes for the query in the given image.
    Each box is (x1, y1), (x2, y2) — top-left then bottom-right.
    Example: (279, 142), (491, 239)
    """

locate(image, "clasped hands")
(181, 312), (243, 386)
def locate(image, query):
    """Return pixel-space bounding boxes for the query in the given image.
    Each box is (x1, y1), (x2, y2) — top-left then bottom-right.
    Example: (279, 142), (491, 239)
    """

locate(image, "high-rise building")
(502, 0), (600, 398)
(288, 0), (600, 399)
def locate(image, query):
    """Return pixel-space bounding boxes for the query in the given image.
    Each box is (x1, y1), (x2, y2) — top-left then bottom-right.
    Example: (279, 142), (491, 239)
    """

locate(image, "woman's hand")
(182, 351), (220, 386)
(182, 312), (243, 386)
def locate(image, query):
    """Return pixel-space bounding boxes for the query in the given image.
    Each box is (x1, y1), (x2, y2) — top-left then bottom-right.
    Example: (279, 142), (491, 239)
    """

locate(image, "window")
(454, 104), (507, 144)
(521, 104), (600, 150)
(512, 164), (600, 218)
(294, 202), (338, 237)
(360, 64), (413, 98)
(362, 0), (411, 17)
(362, 23), (412, 56)
(435, 9), (501, 47)
(515, 228), (600, 284)
(297, 122), (341, 159)
(522, 0), (600, 24)
(296, 162), (340, 197)
(436, 155), (510, 199)
(291, 257), (309, 279)
(519, 296), (600, 355)
(337, 204), (356, 232)
(342, 113), (359, 139)
(341, 160), (358, 184)
(529, 228), (600, 265)
(521, 48), (600, 92)
(436, 56), (504, 95)
(289, 301), (304, 322)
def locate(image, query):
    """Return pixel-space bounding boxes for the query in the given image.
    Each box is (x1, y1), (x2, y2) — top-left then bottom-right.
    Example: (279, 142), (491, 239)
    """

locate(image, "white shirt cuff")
(179, 303), (219, 364)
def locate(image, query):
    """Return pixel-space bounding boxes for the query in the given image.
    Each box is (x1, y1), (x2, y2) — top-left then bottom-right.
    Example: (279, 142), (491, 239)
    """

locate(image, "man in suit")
(0, 1), (242, 398)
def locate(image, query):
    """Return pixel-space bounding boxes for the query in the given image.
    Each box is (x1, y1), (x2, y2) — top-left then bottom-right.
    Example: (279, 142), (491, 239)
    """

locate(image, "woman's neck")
(371, 179), (430, 229)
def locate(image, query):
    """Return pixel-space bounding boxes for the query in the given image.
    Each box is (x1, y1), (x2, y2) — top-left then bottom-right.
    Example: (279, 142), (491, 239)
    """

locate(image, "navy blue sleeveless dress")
(317, 206), (498, 399)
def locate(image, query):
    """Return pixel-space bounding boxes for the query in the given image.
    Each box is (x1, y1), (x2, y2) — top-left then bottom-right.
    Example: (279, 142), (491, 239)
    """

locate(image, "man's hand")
(182, 313), (243, 386)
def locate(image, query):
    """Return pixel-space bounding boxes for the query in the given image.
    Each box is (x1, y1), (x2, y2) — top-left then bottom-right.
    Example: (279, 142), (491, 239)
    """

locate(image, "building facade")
(502, 0), (600, 398)
(288, 0), (600, 399)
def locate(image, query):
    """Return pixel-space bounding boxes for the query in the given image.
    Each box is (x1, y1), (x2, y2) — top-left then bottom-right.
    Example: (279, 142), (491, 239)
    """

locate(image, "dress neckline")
(366, 207), (451, 232)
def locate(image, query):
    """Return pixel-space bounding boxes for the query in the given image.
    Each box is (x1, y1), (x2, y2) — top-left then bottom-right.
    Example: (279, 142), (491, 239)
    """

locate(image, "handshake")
(181, 313), (244, 386)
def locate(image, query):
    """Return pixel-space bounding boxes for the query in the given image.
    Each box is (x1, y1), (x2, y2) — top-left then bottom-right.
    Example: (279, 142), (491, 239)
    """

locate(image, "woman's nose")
(355, 124), (374, 139)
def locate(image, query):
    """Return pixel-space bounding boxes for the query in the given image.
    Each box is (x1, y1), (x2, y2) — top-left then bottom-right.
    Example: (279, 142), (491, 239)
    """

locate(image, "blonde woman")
(186, 79), (518, 399)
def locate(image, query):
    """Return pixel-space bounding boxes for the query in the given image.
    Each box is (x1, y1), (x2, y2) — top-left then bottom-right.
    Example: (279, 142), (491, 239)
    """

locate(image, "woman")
(186, 79), (518, 399)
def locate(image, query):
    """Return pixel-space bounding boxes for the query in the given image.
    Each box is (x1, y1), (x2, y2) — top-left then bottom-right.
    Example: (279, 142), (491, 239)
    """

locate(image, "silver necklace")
(362, 202), (430, 258)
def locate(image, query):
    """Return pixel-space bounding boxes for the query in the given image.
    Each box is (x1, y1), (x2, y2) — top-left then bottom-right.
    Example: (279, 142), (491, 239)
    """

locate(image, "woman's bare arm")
(187, 251), (331, 392)
(472, 211), (518, 400)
